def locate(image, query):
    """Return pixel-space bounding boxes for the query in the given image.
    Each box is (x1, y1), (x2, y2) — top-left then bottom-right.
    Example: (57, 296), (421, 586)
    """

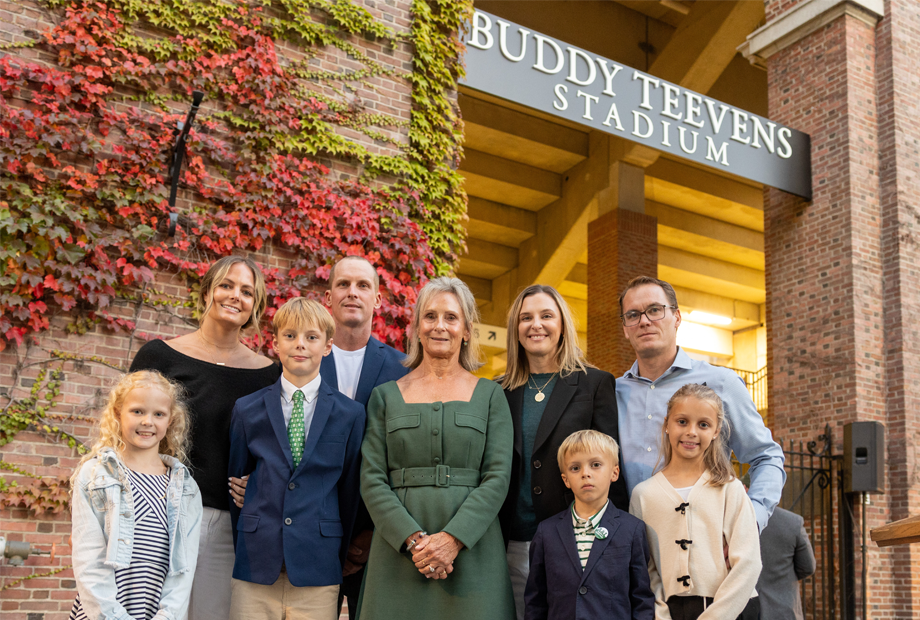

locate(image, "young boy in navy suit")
(228, 298), (365, 620)
(525, 430), (655, 620)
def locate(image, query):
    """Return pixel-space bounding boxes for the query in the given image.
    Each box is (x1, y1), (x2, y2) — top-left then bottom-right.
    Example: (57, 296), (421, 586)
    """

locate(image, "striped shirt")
(572, 500), (609, 569)
(71, 468), (171, 620)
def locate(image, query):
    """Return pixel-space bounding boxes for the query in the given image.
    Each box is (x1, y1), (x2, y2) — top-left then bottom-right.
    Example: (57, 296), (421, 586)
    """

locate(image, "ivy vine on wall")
(0, 0), (472, 349)
(0, 0), (472, 515)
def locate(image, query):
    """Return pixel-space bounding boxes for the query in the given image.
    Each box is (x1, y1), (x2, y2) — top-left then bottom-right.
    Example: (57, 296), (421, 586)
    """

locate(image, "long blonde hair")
(403, 277), (483, 372)
(659, 383), (734, 486)
(197, 255), (267, 333)
(74, 371), (191, 479)
(500, 285), (590, 390)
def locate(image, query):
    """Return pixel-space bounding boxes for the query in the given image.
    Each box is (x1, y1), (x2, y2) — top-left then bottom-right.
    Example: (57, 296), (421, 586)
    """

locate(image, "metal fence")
(778, 426), (837, 620)
(728, 365), (768, 415)
(733, 424), (839, 620)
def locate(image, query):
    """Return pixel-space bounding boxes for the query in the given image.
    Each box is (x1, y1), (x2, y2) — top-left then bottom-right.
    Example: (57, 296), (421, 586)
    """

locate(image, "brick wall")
(875, 0), (920, 611)
(586, 208), (658, 376)
(764, 0), (920, 616)
(0, 1), (420, 618)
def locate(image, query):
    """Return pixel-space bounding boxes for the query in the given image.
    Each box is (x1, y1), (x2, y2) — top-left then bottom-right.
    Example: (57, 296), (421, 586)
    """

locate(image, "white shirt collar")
(280, 372), (322, 404)
(571, 499), (609, 529)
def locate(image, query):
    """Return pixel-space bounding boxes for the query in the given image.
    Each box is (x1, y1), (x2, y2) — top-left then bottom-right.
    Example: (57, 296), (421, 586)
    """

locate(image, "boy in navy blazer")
(525, 430), (654, 620)
(228, 298), (365, 620)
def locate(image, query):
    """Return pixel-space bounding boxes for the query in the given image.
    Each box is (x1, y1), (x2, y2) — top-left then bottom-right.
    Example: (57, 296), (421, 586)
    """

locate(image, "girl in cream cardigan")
(630, 383), (761, 620)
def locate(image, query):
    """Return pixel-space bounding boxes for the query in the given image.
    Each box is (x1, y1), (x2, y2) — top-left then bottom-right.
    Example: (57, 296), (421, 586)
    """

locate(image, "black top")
(499, 367), (629, 543)
(130, 339), (280, 510)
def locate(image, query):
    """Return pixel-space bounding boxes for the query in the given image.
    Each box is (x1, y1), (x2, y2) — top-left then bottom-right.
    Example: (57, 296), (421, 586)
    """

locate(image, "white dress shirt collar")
(280, 372), (322, 404)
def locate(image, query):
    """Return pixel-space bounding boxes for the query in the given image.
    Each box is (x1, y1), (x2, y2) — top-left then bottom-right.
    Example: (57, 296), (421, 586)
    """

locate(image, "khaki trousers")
(230, 572), (340, 620)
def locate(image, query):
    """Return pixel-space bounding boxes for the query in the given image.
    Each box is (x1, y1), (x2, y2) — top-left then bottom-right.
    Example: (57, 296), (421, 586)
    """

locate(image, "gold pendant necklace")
(528, 372), (557, 402)
(197, 330), (237, 366)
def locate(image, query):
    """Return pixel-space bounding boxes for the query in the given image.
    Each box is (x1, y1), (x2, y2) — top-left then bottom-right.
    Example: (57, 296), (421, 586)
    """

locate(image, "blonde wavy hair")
(75, 371), (191, 477)
(499, 285), (591, 390)
(658, 383), (734, 487)
(404, 277), (484, 372)
(197, 255), (268, 333)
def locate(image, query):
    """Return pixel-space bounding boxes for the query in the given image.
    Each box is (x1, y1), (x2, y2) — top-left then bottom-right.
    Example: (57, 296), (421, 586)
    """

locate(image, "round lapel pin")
(594, 526), (608, 540)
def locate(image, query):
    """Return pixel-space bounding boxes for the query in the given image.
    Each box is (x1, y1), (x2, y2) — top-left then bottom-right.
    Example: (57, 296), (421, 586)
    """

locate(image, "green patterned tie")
(289, 390), (305, 467)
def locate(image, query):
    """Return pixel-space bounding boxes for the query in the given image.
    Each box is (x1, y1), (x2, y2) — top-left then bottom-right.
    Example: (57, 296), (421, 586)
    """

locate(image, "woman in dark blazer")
(497, 284), (628, 620)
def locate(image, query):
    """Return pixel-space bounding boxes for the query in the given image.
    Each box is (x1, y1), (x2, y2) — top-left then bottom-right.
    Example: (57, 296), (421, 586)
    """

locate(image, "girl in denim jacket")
(69, 371), (202, 620)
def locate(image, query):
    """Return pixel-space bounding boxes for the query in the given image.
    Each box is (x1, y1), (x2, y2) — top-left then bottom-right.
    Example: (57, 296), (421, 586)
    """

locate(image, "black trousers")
(666, 595), (760, 620)
(337, 568), (363, 620)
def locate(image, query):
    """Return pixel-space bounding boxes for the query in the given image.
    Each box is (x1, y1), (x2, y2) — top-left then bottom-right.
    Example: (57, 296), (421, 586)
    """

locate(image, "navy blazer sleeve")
(336, 404), (366, 564)
(524, 524), (549, 620)
(227, 401), (255, 548)
(628, 520), (655, 620)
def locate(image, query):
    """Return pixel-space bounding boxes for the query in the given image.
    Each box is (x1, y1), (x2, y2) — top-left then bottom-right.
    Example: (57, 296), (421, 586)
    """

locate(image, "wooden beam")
(620, 0), (765, 167)
(460, 94), (588, 160)
(648, 201), (762, 252)
(613, 0), (684, 27)
(461, 275), (492, 304)
(464, 238), (518, 270)
(649, 0), (764, 93)
(871, 515), (920, 548)
(649, 200), (765, 271)
(467, 197), (536, 247)
(659, 247), (764, 290)
(659, 249), (765, 304)
(672, 286), (761, 324)
(461, 149), (562, 210)
(566, 263), (588, 285)
(646, 158), (764, 213)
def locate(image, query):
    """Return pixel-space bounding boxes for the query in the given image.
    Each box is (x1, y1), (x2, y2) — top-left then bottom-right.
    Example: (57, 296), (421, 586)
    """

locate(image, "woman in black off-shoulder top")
(130, 256), (279, 620)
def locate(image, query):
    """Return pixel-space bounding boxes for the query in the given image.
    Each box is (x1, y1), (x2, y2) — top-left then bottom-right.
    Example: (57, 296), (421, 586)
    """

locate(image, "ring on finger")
(428, 565), (435, 573)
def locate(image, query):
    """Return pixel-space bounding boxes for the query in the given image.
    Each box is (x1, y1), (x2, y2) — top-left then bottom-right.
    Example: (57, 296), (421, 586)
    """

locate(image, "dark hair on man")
(618, 276), (679, 313)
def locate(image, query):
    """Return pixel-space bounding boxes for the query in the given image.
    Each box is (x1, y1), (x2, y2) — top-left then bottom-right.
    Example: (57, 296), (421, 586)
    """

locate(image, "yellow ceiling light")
(687, 310), (733, 326)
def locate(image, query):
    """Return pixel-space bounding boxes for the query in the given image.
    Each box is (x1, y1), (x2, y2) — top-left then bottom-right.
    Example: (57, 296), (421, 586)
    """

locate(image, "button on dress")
(357, 379), (515, 620)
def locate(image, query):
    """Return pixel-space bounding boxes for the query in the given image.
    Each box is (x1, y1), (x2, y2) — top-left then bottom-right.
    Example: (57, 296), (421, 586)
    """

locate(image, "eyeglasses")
(621, 304), (677, 326)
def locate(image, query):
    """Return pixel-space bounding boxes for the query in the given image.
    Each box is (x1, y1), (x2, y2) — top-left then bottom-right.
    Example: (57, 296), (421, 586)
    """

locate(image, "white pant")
(506, 540), (531, 620)
(188, 507), (235, 620)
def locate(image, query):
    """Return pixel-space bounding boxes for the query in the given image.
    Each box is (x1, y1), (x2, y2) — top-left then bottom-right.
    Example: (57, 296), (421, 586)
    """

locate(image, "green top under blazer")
(356, 378), (515, 620)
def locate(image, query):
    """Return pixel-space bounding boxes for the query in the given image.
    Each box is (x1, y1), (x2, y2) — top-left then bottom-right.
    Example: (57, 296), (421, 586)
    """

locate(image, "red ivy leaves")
(0, 475), (71, 516)
(0, 1), (435, 349)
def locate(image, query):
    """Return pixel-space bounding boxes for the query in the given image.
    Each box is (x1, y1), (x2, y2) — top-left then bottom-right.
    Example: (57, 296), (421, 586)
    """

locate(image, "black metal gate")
(778, 425), (837, 620)
(734, 424), (848, 620)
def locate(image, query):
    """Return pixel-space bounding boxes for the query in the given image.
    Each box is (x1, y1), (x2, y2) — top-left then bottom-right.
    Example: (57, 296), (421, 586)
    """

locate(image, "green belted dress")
(356, 378), (515, 620)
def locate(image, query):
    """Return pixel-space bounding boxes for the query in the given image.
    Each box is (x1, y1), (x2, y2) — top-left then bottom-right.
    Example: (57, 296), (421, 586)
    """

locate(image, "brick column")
(762, 1), (885, 442)
(747, 0), (920, 615)
(876, 0), (920, 612)
(587, 209), (657, 376)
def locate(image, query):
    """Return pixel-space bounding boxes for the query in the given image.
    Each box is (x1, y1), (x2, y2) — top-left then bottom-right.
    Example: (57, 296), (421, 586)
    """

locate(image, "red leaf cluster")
(0, 1), (435, 350)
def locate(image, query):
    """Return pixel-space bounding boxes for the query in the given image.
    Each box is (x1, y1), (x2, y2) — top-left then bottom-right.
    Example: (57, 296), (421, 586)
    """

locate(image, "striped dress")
(70, 469), (171, 620)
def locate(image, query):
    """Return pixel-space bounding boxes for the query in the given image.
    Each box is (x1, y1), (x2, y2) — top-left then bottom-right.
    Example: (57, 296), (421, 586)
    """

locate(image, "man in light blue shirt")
(616, 276), (785, 531)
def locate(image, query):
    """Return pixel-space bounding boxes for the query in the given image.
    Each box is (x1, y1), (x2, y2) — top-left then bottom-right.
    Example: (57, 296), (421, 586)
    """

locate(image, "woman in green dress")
(357, 277), (515, 620)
